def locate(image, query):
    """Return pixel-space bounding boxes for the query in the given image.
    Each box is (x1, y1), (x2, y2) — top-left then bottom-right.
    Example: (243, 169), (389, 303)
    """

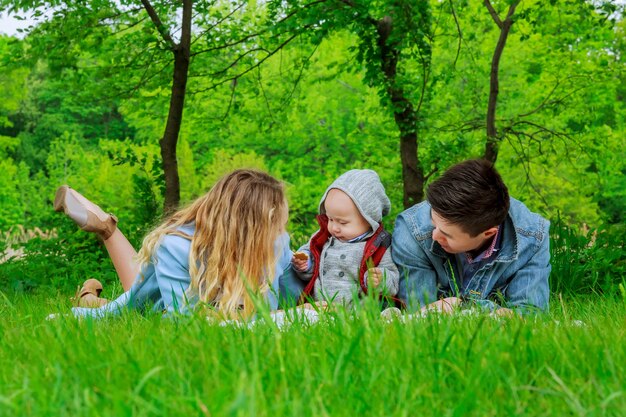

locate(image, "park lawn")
(0, 294), (624, 417)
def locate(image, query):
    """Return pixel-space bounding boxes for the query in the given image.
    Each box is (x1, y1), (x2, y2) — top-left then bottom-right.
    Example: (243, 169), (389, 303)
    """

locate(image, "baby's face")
(323, 189), (371, 242)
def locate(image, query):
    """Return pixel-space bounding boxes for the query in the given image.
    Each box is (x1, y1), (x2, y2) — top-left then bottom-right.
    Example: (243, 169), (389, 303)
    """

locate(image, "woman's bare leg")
(55, 185), (140, 291)
(103, 229), (140, 291)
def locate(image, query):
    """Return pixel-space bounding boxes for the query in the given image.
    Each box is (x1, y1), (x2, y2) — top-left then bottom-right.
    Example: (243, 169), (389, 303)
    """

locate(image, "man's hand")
(492, 307), (515, 317)
(422, 297), (462, 314)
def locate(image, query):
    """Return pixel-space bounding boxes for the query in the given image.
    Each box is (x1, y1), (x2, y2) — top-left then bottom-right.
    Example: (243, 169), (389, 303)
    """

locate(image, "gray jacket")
(295, 170), (399, 306)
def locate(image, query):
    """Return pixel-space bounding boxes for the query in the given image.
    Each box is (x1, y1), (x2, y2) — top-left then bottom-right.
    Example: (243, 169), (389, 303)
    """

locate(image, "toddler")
(292, 169), (399, 306)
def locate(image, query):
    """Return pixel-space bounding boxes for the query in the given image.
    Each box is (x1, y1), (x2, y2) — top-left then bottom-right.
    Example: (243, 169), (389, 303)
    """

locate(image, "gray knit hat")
(319, 169), (391, 231)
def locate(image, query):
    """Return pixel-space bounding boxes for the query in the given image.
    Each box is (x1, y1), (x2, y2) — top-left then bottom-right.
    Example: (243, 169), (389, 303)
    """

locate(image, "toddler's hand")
(368, 268), (383, 288)
(292, 252), (309, 272)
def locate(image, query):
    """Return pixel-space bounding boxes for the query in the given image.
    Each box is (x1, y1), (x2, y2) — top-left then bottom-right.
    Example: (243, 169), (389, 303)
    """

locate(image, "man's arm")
(504, 228), (551, 313)
(392, 214), (439, 312)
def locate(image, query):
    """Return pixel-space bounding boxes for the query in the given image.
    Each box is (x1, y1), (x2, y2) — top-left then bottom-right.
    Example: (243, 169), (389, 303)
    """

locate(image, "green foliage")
(0, 36), (28, 129)
(550, 220), (626, 296)
(104, 140), (165, 228)
(0, 158), (28, 229)
(0, 227), (119, 294)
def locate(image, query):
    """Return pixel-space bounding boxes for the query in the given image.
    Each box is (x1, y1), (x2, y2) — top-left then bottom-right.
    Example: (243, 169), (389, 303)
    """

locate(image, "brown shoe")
(73, 278), (109, 308)
(54, 185), (118, 240)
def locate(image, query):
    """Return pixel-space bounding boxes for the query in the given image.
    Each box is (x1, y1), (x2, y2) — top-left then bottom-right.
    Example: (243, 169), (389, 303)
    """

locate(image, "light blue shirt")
(72, 225), (292, 318)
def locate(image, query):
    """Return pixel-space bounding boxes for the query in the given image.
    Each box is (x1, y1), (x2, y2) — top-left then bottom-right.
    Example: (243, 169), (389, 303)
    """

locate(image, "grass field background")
(1, 293), (624, 417)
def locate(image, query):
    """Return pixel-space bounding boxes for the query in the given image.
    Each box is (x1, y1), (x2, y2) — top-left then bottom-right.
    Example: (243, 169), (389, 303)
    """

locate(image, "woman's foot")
(73, 278), (109, 308)
(54, 185), (118, 240)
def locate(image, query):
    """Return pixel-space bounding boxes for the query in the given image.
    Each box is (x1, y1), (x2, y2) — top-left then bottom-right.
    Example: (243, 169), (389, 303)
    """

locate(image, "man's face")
(430, 210), (494, 254)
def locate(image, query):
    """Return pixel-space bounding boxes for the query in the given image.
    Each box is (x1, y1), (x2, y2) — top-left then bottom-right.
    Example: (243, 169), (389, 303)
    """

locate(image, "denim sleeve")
(504, 226), (551, 313)
(153, 234), (193, 314)
(392, 214), (438, 312)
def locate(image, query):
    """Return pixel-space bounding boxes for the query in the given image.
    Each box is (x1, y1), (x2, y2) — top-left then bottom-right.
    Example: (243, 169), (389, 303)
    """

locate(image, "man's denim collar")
(428, 215), (519, 263)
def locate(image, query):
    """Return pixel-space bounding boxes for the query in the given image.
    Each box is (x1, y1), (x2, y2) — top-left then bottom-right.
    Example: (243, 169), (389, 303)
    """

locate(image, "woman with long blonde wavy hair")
(53, 169), (291, 320)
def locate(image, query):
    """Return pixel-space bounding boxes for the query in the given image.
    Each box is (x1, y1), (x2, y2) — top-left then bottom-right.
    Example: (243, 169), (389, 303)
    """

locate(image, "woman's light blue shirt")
(71, 225), (292, 318)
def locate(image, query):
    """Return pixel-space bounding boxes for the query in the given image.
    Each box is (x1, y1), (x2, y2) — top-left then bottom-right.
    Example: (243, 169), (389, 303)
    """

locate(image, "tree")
(266, 0), (434, 207)
(138, 0), (191, 213)
(3, 0), (302, 211)
(483, 0), (520, 163)
(1, 1), (188, 210)
(423, 0), (625, 224)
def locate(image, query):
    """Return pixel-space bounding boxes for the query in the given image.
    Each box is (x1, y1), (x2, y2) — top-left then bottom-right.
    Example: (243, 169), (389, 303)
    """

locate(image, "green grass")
(0, 293), (625, 416)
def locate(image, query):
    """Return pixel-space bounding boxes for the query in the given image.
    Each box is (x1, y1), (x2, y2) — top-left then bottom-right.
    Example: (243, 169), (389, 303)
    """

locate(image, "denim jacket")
(392, 198), (551, 314)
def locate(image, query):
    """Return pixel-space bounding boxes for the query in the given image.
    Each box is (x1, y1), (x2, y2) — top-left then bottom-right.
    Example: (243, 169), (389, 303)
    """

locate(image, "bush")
(550, 218), (626, 296)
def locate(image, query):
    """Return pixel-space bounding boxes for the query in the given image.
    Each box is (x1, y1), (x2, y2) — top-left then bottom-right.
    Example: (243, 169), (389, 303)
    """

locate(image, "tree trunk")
(153, 0), (192, 213)
(391, 87), (424, 207)
(484, 0), (519, 163)
(398, 118), (424, 208)
(377, 16), (425, 208)
(160, 47), (189, 213)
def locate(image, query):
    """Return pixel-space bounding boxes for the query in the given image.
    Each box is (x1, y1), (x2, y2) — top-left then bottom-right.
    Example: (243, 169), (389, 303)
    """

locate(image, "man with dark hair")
(392, 159), (551, 315)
